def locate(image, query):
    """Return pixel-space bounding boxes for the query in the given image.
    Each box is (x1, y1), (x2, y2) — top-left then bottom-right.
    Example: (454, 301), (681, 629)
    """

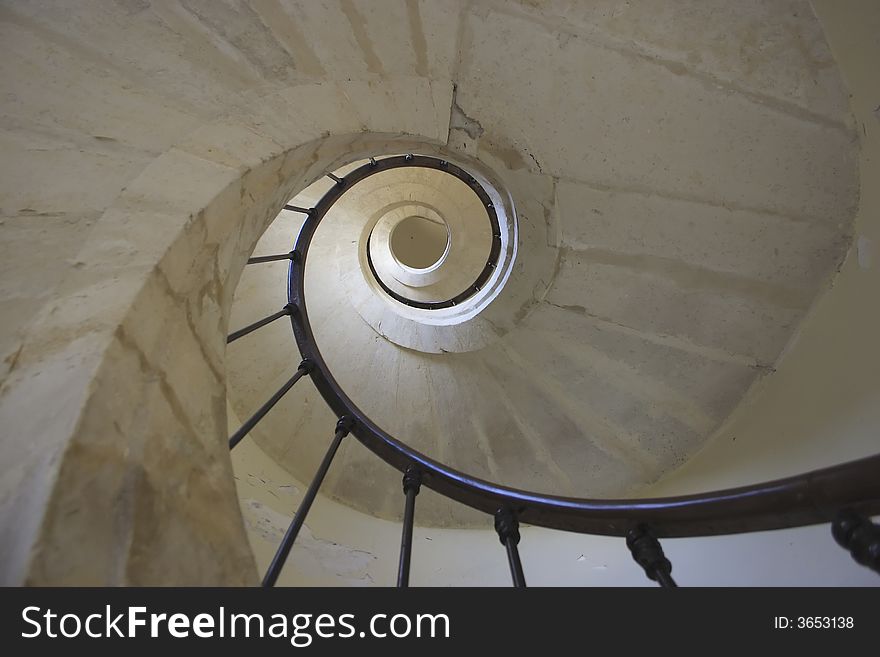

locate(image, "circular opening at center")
(389, 215), (449, 270)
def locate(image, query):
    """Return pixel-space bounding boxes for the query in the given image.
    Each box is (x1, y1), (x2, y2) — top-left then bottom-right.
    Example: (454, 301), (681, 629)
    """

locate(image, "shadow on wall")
(0, 129), (464, 586)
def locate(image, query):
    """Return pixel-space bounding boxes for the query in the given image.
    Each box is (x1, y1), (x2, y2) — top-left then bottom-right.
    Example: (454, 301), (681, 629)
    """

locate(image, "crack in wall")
(448, 84), (484, 140)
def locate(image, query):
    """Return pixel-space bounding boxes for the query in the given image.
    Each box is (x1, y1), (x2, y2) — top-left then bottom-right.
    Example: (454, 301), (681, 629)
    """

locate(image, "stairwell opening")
(278, 153), (522, 355)
(359, 159), (503, 313)
(389, 215), (450, 271)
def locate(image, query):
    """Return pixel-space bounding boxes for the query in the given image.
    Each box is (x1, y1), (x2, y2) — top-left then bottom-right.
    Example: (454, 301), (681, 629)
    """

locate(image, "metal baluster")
(262, 416), (355, 587)
(396, 467), (422, 587)
(626, 525), (677, 587)
(495, 507), (526, 587)
(227, 304), (293, 344)
(832, 510), (880, 575)
(228, 360), (312, 450)
(283, 204), (312, 214)
(326, 172), (344, 185)
(247, 251), (294, 265)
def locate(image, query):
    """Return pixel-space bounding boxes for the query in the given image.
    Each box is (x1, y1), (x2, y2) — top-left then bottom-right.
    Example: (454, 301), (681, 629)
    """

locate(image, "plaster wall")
(231, 0), (880, 585)
(648, 0), (880, 497)
(0, 0), (873, 585)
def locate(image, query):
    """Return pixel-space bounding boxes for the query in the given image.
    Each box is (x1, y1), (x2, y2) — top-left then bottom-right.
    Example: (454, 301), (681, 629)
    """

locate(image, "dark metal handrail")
(229, 153), (880, 585)
(360, 157), (502, 310)
(365, 226), (502, 309)
(286, 154), (880, 538)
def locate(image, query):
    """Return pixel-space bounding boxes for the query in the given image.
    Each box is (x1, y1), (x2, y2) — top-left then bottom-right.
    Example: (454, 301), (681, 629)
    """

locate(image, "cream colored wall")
(233, 0), (880, 586)
(390, 216), (448, 269)
(644, 0), (880, 496)
(0, 0), (873, 586)
(220, 1), (864, 536)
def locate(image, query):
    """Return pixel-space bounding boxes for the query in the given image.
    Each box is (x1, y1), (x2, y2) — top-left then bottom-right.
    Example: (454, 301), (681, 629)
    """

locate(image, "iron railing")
(227, 154), (880, 587)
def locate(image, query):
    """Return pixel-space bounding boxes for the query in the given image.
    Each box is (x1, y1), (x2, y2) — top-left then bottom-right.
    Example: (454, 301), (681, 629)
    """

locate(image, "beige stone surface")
(648, 0), (880, 495)
(0, 0), (870, 584)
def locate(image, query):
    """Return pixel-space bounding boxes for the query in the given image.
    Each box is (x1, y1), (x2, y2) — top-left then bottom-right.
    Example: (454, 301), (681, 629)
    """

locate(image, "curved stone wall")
(0, 1), (866, 583)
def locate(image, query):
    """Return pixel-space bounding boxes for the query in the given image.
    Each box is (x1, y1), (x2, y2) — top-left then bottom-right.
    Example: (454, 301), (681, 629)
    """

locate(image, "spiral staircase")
(0, 1), (878, 586)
